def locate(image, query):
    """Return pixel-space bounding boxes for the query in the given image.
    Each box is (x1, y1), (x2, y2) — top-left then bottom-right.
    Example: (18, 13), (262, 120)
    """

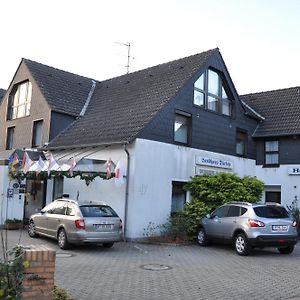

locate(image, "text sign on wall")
(195, 156), (233, 170)
(288, 167), (300, 175)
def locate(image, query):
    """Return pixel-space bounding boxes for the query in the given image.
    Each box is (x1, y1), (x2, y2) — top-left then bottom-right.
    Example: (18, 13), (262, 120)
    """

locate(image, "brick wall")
(22, 245), (56, 300)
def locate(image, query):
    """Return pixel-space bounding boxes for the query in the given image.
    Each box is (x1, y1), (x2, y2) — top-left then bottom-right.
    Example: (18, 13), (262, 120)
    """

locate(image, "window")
(174, 113), (191, 144)
(6, 127), (15, 150)
(80, 206), (118, 217)
(171, 182), (186, 213)
(52, 202), (67, 215)
(227, 206), (241, 217)
(236, 130), (247, 157)
(265, 141), (279, 165)
(265, 191), (281, 204)
(254, 206), (289, 218)
(7, 81), (32, 120)
(211, 206), (230, 218)
(193, 69), (232, 116)
(52, 177), (64, 200)
(32, 120), (43, 147)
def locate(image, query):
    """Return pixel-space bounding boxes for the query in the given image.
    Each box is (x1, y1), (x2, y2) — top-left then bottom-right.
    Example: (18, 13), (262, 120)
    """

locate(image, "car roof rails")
(55, 198), (78, 205)
(265, 202), (281, 206)
(225, 202), (252, 206)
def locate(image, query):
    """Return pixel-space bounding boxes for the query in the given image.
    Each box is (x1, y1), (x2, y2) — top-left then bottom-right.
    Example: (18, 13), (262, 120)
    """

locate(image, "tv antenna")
(115, 41), (132, 74)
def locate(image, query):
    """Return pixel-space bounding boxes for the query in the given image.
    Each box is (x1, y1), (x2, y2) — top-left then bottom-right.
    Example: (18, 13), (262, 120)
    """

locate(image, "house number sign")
(288, 167), (300, 175)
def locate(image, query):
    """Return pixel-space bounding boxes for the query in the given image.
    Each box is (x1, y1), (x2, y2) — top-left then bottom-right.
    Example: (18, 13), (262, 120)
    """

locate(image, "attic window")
(193, 69), (232, 116)
(7, 81), (32, 120)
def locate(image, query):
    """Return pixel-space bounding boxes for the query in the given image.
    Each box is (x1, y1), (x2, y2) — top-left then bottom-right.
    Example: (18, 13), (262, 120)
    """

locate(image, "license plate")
(93, 224), (113, 230)
(272, 225), (288, 232)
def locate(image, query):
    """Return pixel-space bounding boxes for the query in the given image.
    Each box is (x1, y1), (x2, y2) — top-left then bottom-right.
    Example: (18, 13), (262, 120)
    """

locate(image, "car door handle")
(233, 220), (237, 223)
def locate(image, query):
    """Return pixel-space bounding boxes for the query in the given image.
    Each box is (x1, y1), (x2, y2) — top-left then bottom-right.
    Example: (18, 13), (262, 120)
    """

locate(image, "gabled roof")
(0, 88), (6, 103)
(24, 59), (95, 116)
(48, 49), (216, 149)
(241, 86), (300, 137)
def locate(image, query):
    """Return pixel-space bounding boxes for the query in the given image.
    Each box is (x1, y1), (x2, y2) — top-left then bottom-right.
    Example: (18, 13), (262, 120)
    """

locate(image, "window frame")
(236, 129), (248, 157)
(6, 126), (15, 150)
(264, 140), (279, 167)
(193, 68), (232, 117)
(32, 119), (43, 148)
(174, 111), (191, 145)
(7, 80), (32, 120)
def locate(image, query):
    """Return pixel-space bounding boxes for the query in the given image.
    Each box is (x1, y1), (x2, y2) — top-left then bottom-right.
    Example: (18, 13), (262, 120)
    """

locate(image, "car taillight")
(248, 219), (265, 227)
(292, 221), (297, 227)
(119, 220), (123, 230)
(75, 219), (85, 229)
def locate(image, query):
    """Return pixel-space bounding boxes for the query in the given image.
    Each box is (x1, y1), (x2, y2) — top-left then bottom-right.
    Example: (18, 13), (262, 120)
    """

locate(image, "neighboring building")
(241, 87), (300, 205)
(0, 49), (299, 239)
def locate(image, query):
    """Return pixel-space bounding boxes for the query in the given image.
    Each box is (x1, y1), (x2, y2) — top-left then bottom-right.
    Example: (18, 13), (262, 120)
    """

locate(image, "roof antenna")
(115, 42), (132, 74)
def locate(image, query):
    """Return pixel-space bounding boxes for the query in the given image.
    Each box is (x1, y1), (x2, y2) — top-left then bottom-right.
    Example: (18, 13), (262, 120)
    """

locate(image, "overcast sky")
(0, 0), (299, 94)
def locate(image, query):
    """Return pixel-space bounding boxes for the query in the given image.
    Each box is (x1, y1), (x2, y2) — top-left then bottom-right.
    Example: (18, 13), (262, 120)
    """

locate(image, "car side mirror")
(206, 214), (211, 219)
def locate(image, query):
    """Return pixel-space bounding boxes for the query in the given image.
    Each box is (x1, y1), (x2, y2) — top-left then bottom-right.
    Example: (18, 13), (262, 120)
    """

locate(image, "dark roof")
(24, 59), (95, 116)
(241, 86), (300, 137)
(0, 88), (6, 103)
(49, 49), (216, 148)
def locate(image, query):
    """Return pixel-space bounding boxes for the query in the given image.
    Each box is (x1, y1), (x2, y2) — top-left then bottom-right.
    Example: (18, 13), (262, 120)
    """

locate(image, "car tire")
(278, 245), (294, 254)
(58, 229), (70, 250)
(103, 242), (114, 248)
(28, 221), (39, 238)
(197, 227), (210, 246)
(234, 233), (251, 256)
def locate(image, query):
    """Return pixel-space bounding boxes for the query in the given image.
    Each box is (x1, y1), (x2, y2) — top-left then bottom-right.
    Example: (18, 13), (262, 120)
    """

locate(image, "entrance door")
(24, 180), (47, 219)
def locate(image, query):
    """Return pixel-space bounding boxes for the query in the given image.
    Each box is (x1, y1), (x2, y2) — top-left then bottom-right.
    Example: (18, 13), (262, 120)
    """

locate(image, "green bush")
(287, 196), (300, 236)
(4, 219), (22, 224)
(183, 173), (264, 238)
(53, 285), (71, 300)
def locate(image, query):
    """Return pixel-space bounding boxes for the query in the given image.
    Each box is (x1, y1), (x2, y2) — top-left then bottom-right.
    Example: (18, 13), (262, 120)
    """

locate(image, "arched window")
(194, 69), (232, 116)
(7, 81), (32, 120)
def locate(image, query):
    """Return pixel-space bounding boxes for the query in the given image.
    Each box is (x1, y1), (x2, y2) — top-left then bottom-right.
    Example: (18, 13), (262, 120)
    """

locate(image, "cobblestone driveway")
(2, 230), (300, 300)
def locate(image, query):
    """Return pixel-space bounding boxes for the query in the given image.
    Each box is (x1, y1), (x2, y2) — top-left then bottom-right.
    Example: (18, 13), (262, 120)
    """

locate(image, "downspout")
(123, 143), (130, 241)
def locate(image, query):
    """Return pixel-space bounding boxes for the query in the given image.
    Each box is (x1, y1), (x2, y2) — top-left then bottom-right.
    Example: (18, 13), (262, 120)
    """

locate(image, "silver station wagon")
(197, 202), (298, 256)
(28, 198), (123, 249)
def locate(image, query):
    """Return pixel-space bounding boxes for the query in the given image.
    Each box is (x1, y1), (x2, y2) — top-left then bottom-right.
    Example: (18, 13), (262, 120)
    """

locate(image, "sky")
(0, 0), (299, 94)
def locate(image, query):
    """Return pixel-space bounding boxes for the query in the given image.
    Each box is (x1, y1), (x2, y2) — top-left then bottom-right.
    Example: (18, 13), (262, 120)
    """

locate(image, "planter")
(5, 223), (23, 230)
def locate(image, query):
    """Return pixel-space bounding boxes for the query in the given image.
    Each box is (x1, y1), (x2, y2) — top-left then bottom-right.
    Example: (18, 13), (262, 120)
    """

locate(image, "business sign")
(288, 167), (300, 175)
(7, 188), (14, 198)
(195, 156), (233, 170)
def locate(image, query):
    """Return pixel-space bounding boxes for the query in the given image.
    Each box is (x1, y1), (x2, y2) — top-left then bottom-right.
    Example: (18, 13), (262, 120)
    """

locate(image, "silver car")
(28, 198), (123, 249)
(197, 202), (298, 256)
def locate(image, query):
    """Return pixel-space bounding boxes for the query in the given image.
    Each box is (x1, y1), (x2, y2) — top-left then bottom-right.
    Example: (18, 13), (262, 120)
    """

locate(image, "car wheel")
(58, 229), (70, 250)
(278, 245), (294, 254)
(28, 221), (39, 238)
(103, 242), (114, 248)
(235, 233), (251, 256)
(197, 227), (209, 246)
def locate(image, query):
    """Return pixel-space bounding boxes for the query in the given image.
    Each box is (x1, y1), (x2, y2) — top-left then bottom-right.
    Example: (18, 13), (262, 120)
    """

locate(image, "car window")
(227, 206), (240, 217)
(211, 206), (229, 218)
(41, 202), (57, 214)
(241, 207), (247, 216)
(52, 202), (67, 215)
(66, 205), (75, 216)
(254, 206), (289, 218)
(80, 206), (118, 218)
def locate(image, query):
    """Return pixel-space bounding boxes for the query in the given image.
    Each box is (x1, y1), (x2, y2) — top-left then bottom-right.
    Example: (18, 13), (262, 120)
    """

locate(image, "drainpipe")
(123, 144), (130, 242)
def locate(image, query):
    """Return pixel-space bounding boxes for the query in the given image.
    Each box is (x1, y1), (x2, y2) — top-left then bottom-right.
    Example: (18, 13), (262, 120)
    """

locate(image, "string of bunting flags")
(7, 150), (121, 186)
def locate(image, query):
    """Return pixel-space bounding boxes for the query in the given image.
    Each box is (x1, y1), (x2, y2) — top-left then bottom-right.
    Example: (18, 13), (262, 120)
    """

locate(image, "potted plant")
(4, 218), (23, 230)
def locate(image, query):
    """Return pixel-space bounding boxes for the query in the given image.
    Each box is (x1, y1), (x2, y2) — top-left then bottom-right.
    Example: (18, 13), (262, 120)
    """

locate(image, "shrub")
(4, 219), (22, 224)
(53, 285), (71, 300)
(183, 173), (264, 238)
(287, 196), (300, 236)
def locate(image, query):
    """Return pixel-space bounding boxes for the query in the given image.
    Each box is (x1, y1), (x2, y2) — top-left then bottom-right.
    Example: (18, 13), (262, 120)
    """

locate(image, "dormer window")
(194, 69), (232, 116)
(7, 81), (32, 120)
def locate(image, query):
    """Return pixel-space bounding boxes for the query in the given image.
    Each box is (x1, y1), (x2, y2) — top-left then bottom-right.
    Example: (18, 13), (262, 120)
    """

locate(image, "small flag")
(22, 152), (33, 174)
(69, 157), (77, 176)
(47, 153), (60, 175)
(36, 156), (46, 176)
(105, 158), (112, 179)
(114, 160), (125, 187)
(10, 153), (19, 172)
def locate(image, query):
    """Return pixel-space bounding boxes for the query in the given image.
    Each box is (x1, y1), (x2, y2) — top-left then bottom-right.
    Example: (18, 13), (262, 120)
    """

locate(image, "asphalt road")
(1, 230), (300, 300)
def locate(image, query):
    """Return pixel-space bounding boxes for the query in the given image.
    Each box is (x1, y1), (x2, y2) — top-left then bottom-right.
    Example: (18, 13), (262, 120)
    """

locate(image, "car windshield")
(80, 205), (118, 218)
(254, 206), (289, 218)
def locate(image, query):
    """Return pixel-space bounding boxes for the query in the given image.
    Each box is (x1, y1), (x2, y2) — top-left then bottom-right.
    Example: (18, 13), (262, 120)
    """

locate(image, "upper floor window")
(236, 130), (247, 157)
(174, 112), (191, 145)
(6, 127), (15, 150)
(32, 120), (43, 148)
(7, 81), (32, 120)
(194, 69), (232, 116)
(265, 141), (279, 165)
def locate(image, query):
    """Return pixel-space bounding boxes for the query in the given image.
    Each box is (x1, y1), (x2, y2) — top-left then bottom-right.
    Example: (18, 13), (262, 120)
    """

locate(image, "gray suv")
(28, 198), (123, 249)
(197, 202), (298, 256)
